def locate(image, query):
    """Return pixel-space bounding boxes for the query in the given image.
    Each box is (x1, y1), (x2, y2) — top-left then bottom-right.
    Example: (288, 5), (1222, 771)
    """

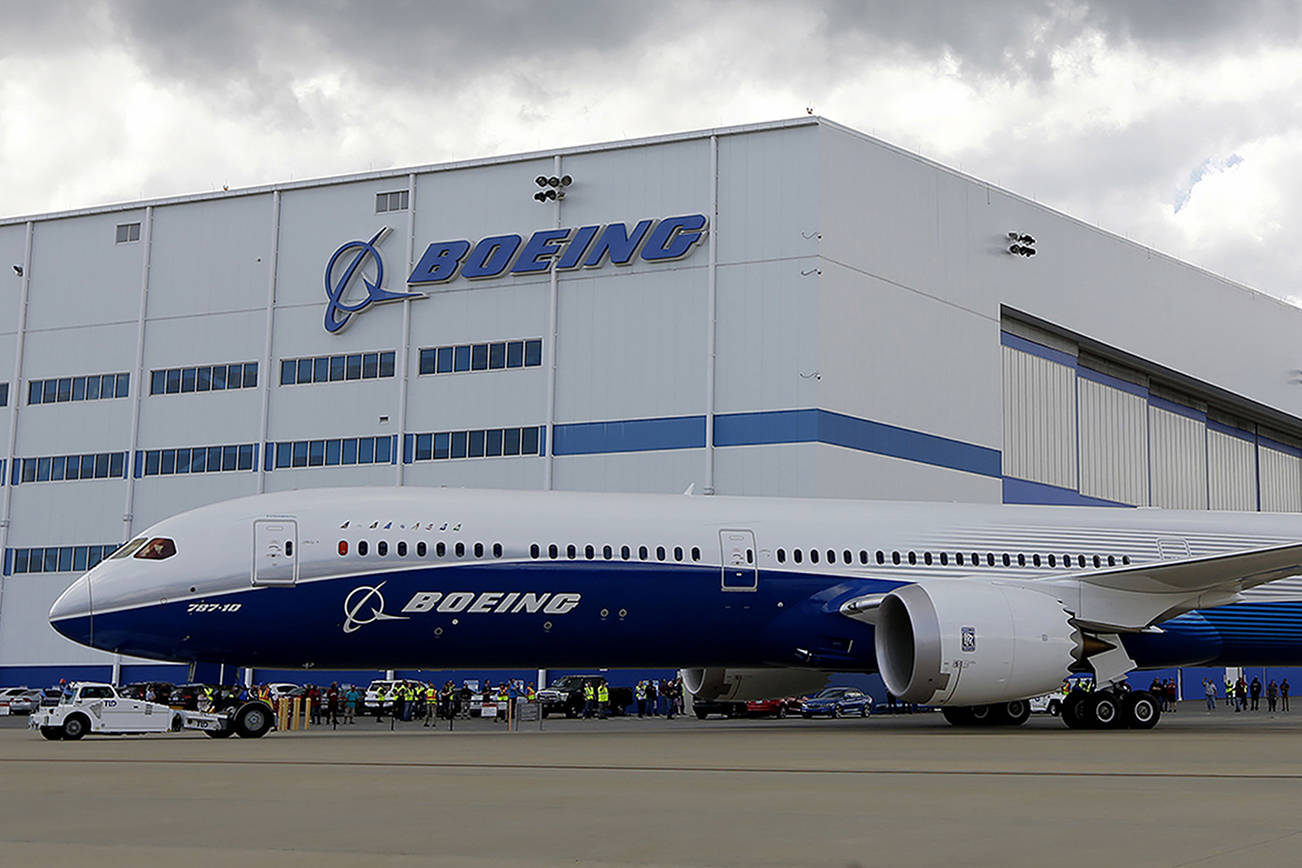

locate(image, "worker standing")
(597, 682), (610, 719)
(583, 682), (596, 719)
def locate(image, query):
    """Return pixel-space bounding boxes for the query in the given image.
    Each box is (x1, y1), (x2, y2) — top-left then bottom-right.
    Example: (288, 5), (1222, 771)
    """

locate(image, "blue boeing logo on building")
(323, 215), (708, 333)
(323, 227), (424, 333)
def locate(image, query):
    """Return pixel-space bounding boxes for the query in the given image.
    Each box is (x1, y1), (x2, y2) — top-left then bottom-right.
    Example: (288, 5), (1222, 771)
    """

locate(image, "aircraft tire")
(942, 706), (976, 726)
(1087, 691), (1123, 729)
(999, 700), (1031, 726)
(968, 704), (998, 725)
(1062, 692), (1090, 729)
(1123, 691), (1161, 729)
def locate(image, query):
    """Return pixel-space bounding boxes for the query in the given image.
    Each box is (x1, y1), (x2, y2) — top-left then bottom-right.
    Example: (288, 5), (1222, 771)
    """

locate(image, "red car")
(744, 697), (804, 718)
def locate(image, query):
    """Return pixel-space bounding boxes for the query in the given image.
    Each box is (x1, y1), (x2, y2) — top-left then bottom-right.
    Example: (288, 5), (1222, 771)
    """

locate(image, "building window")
(150, 362), (257, 395)
(407, 426), (544, 462)
(0, 382), (7, 407)
(28, 372), (129, 405)
(6, 542), (122, 575)
(375, 190), (409, 213)
(16, 452), (126, 484)
(115, 223), (141, 244)
(271, 435), (395, 469)
(139, 443), (257, 476)
(280, 351), (395, 386)
(418, 339), (543, 375)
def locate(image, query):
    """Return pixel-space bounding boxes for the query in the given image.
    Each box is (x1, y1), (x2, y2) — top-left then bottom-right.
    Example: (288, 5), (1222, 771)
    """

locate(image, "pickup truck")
(536, 675), (633, 717)
(29, 682), (275, 740)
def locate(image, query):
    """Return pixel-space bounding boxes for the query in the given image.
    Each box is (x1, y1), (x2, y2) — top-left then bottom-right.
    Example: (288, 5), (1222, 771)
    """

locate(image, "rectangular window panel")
(329, 355), (345, 381)
(503, 428), (521, 456)
(50, 456), (65, 481)
(36, 457), (50, 481)
(358, 437), (374, 464)
(437, 346), (454, 373)
(151, 371), (167, 394)
(79, 455), (94, 478)
(71, 377), (87, 401)
(297, 358), (312, 384)
(275, 443), (291, 469)
(45, 549), (59, 572)
(419, 349), (436, 375)
(14, 549), (28, 573)
(450, 431), (468, 459)
(116, 373), (129, 397)
(145, 451), (161, 475)
(414, 433), (432, 461)
(211, 365), (226, 390)
(0, 382), (7, 407)
(58, 547), (73, 571)
(525, 339), (543, 366)
(110, 452), (125, 478)
(325, 439), (341, 465)
(192, 447), (208, 473)
(196, 367), (211, 392)
(362, 353), (379, 379)
(506, 341), (524, 368)
(522, 426), (540, 455)
(165, 369), (181, 393)
(433, 432), (450, 460)
(87, 547), (103, 569)
(453, 345), (471, 372)
(73, 547), (88, 572)
(222, 445), (238, 472)
(94, 453), (109, 477)
(379, 351), (395, 378)
(205, 446), (221, 470)
(341, 438), (358, 464)
(346, 354), (362, 380)
(281, 360), (296, 385)
(485, 428), (503, 456)
(43, 380), (57, 403)
(488, 343), (506, 369)
(29, 381), (42, 404)
(467, 429), (485, 457)
(238, 444), (254, 470)
(181, 368), (196, 392)
(243, 362), (257, 388)
(292, 441), (308, 467)
(85, 376), (100, 400)
(313, 357), (329, 383)
(471, 344), (488, 371)
(175, 448), (191, 474)
(64, 456), (80, 480)
(56, 378), (72, 402)
(21, 460), (35, 482)
(375, 435), (392, 464)
(308, 440), (325, 466)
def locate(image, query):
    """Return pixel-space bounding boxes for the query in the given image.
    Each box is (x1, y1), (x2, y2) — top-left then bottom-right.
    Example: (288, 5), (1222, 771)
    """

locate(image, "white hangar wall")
(1, 116), (1301, 680)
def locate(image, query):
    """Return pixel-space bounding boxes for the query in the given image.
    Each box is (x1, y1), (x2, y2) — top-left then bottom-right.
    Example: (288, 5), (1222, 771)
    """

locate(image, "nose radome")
(50, 575), (93, 646)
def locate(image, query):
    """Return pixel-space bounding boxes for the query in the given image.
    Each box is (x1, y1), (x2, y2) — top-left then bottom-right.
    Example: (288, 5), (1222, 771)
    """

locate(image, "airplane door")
(252, 519), (298, 585)
(720, 529), (757, 592)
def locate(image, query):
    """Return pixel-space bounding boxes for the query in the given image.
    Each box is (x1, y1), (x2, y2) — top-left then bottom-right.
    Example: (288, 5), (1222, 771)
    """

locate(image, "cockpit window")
(134, 538), (177, 560)
(110, 538), (148, 560)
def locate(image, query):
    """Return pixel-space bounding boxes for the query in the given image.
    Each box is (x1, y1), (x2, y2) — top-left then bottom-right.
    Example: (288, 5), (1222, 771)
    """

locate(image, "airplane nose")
(50, 574), (94, 647)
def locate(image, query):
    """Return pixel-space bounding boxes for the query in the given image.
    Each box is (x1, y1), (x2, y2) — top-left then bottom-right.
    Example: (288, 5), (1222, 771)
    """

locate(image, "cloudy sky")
(2, 0), (1300, 301)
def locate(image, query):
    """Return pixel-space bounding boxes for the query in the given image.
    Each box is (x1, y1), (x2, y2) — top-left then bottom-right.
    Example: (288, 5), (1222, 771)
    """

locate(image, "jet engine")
(874, 581), (1081, 706)
(680, 667), (831, 702)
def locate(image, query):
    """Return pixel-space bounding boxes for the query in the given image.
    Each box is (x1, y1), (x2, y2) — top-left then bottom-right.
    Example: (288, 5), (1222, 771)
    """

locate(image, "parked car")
(5, 689), (43, 715)
(120, 682), (175, 702)
(39, 688), (65, 708)
(800, 687), (873, 718)
(744, 696), (804, 718)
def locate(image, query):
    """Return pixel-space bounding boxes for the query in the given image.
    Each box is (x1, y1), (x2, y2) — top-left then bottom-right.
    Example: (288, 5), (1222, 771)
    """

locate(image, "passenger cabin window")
(378, 541), (388, 557)
(777, 549), (786, 563)
(358, 541), (369, 556)
(134, 538), (177, 560)
(397, 541), (408, 557)
(417, 542), (427, 557)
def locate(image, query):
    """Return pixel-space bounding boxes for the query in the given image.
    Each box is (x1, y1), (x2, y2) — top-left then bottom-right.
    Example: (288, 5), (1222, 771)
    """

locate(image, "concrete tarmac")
(1, 705), (1301, 867)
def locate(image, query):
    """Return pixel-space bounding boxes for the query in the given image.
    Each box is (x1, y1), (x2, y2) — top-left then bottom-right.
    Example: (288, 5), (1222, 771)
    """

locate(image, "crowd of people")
(1202, 675), (1289, 712)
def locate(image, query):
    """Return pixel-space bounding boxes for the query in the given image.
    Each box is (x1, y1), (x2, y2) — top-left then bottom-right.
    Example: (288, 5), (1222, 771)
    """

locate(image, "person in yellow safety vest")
(375, 684), (388, 722)
(201, 685), (215, 712)
(597, 683), (610, 719)
(583, 682), (596, 718)
(424, 685), (438, 727)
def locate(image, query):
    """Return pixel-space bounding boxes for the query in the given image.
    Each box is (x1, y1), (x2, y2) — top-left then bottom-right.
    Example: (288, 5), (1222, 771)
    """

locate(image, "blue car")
(800, 687), (873, 718)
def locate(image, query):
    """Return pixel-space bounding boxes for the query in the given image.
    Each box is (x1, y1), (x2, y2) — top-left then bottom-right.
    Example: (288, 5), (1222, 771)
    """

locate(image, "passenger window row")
(418, 339), (542, 375)
(338, 539), (504, 559)
(151, 362), (258, 395)
(14, 452), (127, 484)
(6, 543), (121, 575)
(272, 435), (395, 469)
(140, 444), (256, 476)
(28, 372), (129, 405)
(773, 547), (1131, 569)
(280, 351), (395, 386)
(528, 543), (702, 563)
(408, 427), (543, 461)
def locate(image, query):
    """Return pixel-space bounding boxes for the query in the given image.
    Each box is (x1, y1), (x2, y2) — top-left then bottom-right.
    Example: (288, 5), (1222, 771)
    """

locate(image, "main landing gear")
(941, 699), (1032, 727)
(1061, 689), (1160, 730)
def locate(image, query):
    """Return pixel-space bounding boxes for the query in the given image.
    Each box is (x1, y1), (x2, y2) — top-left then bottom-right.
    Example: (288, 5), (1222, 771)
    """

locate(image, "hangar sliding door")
(1001, 344), (1076, 490)
(1207, 427), (1256, 511)
(1259, 439), (1302, 512)
(1149, 406), (1208, 509)
(1077, 376), (1148, 506)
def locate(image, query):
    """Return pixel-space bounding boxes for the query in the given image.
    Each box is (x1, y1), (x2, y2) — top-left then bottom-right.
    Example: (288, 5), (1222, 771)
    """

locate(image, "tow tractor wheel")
(1087, 691), (1123, 729)
(62, 714), (89, 741)
(205, 727), (236, 738)
(234, 702), (274, 739)
(39, 726), (63, 741)
(1123, 691), (1161, 729)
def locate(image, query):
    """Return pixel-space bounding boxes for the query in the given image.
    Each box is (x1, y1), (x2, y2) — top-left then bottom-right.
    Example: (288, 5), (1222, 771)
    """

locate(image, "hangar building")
(2, 116), (1301, 688)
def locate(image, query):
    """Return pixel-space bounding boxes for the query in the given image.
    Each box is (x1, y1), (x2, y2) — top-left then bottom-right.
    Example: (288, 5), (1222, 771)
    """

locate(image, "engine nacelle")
(680, 668), (831, 702)
(875, 581), (1080, 706)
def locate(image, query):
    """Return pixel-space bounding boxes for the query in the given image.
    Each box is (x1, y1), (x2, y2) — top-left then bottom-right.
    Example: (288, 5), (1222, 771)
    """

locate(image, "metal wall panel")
(1078, 378), (1149, 505)
(1259, 445), (1302, 512)
(1000, 346), (1076, 489)
(1207, 429), (1257, 511)
(147, 196), (274, 319)
(1149, 407), (1208, 509)
(25, 212), (146, 332)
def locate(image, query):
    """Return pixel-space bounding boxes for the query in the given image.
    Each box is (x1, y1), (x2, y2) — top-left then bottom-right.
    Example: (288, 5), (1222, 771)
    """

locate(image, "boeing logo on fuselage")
(341, 585), (582, 633)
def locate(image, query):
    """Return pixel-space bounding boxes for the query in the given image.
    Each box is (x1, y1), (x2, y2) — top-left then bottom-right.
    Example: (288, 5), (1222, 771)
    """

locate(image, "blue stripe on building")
(1001, 477), (1132, 508)
(552, 416), (706, 455)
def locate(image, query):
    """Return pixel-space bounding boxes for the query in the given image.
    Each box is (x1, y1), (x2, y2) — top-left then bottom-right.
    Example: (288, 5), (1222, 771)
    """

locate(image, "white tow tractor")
(29, 682), (275, 740)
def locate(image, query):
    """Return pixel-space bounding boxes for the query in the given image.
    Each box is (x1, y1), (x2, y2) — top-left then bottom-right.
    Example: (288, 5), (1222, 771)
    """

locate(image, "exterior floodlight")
(1024, 246), (1036, 256)
(560, 175), (573, 187)
(11, 265), (21, 276)
(1019, 234), (1036, 245)
(547, 176), (560, 187)
(534, 191), (548, 203)
(535, 176), (548, 187)
(1007, 232), (1020, 240)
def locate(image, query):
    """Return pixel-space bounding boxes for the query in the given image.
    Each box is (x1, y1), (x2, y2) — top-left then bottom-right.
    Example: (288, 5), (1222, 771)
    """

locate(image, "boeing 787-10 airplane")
(48, 487), (1302, 730)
